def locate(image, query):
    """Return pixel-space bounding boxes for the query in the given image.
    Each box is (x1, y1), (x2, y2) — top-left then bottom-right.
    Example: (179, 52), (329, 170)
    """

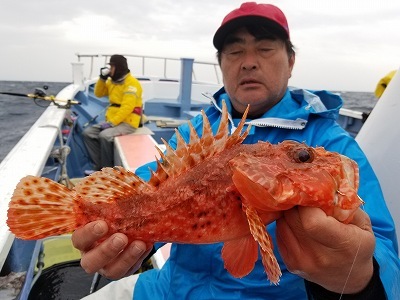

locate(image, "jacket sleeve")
(305, 257), (386, 299)
(94, 78), (109, 98)
(309, 120), (400, 300)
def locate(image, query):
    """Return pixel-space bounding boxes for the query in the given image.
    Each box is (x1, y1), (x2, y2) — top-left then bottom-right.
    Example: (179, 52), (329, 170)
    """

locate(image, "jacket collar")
(204, 86), (343, 132)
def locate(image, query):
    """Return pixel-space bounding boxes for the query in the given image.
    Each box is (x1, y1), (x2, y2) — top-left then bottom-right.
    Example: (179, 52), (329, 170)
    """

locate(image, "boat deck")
(114, 130), (160, 173)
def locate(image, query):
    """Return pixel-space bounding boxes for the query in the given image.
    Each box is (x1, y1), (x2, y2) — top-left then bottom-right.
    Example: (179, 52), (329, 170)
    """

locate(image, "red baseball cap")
(213, 2), (290, 50)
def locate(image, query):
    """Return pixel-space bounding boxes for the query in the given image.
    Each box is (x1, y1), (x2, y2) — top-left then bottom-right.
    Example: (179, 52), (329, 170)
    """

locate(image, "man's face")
(220, 28), (295, 117)
(109, 64), (116, 77)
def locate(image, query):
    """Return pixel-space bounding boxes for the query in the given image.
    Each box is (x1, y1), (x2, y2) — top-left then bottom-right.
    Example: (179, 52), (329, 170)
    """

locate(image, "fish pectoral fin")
(221, 235), (258, 278)
(231, 167), (280, 212)
(243, 205), (282, 285)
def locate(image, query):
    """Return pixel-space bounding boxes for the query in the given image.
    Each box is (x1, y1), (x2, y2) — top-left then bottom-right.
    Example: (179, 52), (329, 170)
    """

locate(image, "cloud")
(0, 0), (399, 91)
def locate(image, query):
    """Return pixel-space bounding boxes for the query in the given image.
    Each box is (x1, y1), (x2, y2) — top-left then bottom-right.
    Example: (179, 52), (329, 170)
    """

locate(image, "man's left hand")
(276, 206), (375, 294)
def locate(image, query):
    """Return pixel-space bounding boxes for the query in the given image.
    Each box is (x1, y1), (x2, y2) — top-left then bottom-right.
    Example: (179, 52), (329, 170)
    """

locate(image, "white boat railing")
(0, 106), (66, 270)
(0, 83), (84, 271)
(75, 53), (222, 85)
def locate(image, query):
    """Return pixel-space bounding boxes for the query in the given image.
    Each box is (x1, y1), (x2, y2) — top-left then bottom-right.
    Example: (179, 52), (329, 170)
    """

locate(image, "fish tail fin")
(7, 176), (78, 240)
(243, 205), (282, 284)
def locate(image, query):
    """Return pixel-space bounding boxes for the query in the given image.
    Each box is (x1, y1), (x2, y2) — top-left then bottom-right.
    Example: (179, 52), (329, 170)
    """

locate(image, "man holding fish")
(73, 2), (399, 299)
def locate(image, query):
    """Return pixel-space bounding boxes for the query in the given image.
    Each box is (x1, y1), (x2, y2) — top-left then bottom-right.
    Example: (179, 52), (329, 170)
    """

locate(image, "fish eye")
(293, 148), (315, 163)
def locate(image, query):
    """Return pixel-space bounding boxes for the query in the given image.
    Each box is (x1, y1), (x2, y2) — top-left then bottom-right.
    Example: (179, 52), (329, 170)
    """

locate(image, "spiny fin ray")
(148, 101), (248, 186)
(243, 205), (281, 284)
(75, 166), (153, 204)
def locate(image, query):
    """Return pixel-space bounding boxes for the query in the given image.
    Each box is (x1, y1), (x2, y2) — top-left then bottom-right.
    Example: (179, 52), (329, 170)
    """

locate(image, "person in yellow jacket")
(374, 70), (396, 99)
(83, 54), (143, 174)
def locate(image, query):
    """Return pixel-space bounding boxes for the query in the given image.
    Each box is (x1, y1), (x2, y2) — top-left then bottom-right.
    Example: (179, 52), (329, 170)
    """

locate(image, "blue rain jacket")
(134, 87), (400, 299)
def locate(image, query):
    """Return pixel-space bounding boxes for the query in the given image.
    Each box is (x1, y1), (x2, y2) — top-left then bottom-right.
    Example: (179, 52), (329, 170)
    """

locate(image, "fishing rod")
(0, 86), (81, 109)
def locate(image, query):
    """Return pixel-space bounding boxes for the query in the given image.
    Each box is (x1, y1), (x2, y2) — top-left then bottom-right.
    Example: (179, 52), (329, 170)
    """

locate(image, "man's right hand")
(71, 220), (153, 279)
(99, 67), (110, 80)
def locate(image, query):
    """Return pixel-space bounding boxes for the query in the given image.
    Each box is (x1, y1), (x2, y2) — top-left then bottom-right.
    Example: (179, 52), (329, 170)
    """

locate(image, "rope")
(338, 202), (366, 299)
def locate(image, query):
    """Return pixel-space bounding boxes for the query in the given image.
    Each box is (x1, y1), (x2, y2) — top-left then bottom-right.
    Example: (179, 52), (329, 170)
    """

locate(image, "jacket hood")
(110, 54), (130, 81)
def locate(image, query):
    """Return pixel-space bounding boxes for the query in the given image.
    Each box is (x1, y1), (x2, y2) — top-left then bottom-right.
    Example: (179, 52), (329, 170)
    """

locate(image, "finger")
(284, 206), (340, 249)
(101, 241), (148, 279)
(341, 208), (375, 260)
(275, 207), (303, 262)
(128, 243), (154, 273)
(125, 244), (153, 276)
(259, 211), (283, 225)
(71, 220), (108, 251)
(346, 208), (373, 233)
(276, 207), (333, 259)
(80, 233), (128, 274)
(297, 206), (372, 249)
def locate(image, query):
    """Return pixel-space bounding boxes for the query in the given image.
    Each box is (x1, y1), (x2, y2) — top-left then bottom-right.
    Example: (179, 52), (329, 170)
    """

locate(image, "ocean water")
(0, 81), (378, 163)
(0, 81), (69, 163)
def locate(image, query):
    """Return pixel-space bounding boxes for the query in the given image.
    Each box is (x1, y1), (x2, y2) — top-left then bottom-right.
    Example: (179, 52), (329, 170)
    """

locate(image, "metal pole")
(177, 58), (194, 118)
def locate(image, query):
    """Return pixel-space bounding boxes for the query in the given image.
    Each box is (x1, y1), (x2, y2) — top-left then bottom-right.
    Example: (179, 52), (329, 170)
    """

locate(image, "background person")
(74, 3), (399, 299)
(83, 54), (143, 175)
(374, 70), (397, 99)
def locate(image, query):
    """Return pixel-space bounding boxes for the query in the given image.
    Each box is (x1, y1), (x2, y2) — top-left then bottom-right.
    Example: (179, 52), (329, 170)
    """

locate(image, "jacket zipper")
(203, 92), (307, 132)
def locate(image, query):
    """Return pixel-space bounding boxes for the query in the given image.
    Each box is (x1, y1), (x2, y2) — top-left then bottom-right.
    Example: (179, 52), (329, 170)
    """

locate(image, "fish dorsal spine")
(148, 101), (251, 186)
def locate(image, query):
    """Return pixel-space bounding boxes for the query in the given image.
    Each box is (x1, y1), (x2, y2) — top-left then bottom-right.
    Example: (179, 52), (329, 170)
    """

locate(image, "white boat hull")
(356, 67), (400, 248)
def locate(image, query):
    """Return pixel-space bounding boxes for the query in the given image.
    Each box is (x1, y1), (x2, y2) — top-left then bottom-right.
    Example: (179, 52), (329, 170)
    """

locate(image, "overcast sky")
(0, 0), (399, 92)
